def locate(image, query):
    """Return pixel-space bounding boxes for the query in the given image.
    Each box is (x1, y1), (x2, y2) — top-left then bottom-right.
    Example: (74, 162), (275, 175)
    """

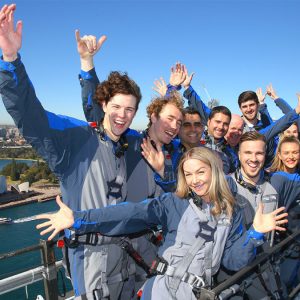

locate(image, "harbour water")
(0, 192), (72, 299)
(0, 159), (35, 172)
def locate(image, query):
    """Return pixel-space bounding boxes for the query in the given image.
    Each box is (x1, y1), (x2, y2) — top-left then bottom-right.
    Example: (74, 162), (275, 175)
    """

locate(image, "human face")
(239, 140), (266, 184)
(102, 94), (137, 141)
(151, 103), (183, 146)
(283, 124), (298, 138)
(225, 116), (244, 147)
(179, 114), (203, 148)
(207, 113), (230, 141)
(183, 158), (212, 203)
(240, 100), (259, 122)
(278, 142), (300, 173)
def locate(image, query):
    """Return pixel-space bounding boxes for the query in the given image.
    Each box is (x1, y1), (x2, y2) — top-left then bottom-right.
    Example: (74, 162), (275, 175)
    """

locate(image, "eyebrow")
(184, 167), (206, 174)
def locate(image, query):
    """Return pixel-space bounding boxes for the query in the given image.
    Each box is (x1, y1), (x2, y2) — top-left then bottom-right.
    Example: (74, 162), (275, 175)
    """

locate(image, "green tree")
(10, 159), (18, 180)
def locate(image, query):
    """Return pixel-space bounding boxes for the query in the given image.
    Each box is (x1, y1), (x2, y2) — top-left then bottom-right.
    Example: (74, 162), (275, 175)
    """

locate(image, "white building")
(0, 175), (7, 194)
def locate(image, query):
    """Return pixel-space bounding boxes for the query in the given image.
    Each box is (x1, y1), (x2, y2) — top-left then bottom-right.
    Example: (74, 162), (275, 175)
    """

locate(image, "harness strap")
(204, 240), (214, 287)
(168, 218), (215, 299)
(165, 265), (205, 288)
(99, 137), (127, 205)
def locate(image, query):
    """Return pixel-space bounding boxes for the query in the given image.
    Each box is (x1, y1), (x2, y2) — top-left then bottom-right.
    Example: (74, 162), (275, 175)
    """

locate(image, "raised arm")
(0, 4), (22, 62)
(180, 65), (210, 124)
(37, 194), (168, 240)
(267, 83), (293, 114)
(152, 77), (167, 97)
(0, 4), (91, 176)
(256, 87), (273, 127)
(76, 30), (106, 122)
(259, 94), (300, 141)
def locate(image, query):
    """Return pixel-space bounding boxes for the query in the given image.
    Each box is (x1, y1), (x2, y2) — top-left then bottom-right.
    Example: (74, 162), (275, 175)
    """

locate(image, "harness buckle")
(190, 274), (205, 289)
(149, 256), (168, 276)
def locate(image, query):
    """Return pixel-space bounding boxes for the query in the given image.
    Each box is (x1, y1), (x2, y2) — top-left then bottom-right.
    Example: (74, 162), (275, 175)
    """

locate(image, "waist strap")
(165, 265), (205, 289)
(149, 257), (205, 290)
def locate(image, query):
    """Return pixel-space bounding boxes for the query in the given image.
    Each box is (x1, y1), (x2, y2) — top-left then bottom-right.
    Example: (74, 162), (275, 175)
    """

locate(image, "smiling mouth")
(114, 120), (126, 128)
(247, 162), (259, 169)
(165, 130), (175, 138)
(286, 160), (296, 164)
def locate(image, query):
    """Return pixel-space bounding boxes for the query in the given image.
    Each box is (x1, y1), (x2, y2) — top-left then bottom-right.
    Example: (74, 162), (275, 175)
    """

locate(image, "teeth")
(248, 163), (257, 168)
(115, 120), (125, 125)
(165, 130), (174, 137)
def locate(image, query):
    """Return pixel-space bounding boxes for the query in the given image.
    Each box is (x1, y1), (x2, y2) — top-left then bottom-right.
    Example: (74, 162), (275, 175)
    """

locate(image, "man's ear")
(102, 101), (107, 113)
(151, 112), (157, 124)
(207, 119), (211, 129)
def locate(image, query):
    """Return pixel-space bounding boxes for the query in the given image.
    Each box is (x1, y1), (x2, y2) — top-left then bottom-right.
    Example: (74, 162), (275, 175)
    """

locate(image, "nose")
(250, 153), (257, 161)
(189, 124), (197, 132)
(192, 174), (199, 185)
(170, 119), (178, 130)
(118, 108), (126, 118)
(218, 123), (225, 131)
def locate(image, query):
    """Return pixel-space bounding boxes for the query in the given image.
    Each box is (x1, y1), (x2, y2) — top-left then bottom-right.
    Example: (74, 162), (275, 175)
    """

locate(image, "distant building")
(0, 128), (6, 138)
(0, 176), (7, 194)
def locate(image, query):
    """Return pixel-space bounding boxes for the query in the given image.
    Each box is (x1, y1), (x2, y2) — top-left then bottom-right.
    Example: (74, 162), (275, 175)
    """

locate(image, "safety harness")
(138, 198), (218, 299)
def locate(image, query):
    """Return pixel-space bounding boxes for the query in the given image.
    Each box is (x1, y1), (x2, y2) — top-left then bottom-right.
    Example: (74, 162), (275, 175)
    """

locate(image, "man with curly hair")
(0, 5), (142, 299)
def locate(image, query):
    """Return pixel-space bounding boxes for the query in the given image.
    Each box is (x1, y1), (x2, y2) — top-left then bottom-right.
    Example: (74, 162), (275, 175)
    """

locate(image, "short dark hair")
(95, 71), (142, 111)
(208, 106), (231, 121)
(238, 91), (259, 107)
(239, 131), (266, 145)
(183, 107), (202, 119)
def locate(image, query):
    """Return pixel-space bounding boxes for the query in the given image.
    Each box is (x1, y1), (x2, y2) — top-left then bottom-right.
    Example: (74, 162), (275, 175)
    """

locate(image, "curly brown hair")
(146, 91), (184, 128)
(95, 71), (142, 110)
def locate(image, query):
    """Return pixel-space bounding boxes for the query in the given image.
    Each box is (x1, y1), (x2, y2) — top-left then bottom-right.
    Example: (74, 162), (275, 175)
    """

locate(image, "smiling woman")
(269, 136), (300, 174)
(36, 147), (288, 300)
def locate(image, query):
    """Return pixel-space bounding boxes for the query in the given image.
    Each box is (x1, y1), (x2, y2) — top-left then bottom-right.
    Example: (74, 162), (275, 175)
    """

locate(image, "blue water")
(0, 159), (35, 172)
(0, 191), (72, 299)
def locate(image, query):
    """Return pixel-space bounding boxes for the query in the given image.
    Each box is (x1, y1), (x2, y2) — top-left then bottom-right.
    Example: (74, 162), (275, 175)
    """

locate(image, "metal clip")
(190, 274), (205, 289)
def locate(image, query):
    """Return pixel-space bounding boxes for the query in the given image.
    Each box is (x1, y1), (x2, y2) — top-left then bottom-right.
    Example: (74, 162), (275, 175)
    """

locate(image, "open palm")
(0, 4), (22, 61)
(36, 195), (75, 240)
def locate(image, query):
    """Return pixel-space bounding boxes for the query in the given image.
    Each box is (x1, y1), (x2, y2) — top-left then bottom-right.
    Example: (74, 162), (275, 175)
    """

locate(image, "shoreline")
(0, 185), (61, 210)
(0, 158), (39, 161)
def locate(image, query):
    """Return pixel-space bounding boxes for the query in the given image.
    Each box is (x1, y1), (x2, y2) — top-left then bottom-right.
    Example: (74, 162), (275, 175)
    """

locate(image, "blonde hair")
(176, 147), (235, 218)
(269, 136), (300, 173)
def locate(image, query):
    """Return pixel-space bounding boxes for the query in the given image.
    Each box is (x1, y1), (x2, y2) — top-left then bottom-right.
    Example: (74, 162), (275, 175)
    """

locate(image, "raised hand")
(0, 4), (22, 61)
(141, 137), (165, 177)
(266, 83), (279, 100)
(256, 87), (266, 104)
(36, 195), (75, 240)
(253, 203), (288, 233)
(295, 92), (300, 114)
(169, 62), (186, 87)
(75, 29), (107, 71)
(182, 65), (195, 90)
(152, 77), (167, 97)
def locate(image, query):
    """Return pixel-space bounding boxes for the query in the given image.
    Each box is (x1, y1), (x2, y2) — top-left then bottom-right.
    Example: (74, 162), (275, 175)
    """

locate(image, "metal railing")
(0, 239), (72, 300)
(198, 229), (300, 300)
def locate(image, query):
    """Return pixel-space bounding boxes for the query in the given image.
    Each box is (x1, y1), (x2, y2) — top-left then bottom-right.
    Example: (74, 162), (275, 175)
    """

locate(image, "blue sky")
(0, 0), (299, 129)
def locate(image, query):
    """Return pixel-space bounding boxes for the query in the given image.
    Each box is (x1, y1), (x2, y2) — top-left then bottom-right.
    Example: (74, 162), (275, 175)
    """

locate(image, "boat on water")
(0, 217), (12, 224)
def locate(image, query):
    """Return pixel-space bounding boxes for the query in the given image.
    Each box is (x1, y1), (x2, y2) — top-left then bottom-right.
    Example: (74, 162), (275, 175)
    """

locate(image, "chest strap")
(168, 220), (216, 299)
